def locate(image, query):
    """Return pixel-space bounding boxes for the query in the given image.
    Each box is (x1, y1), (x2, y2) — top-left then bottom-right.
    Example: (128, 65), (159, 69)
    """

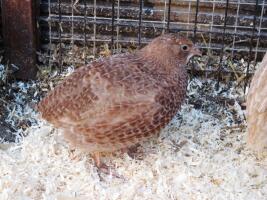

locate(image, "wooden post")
(1, 0), (38, 80)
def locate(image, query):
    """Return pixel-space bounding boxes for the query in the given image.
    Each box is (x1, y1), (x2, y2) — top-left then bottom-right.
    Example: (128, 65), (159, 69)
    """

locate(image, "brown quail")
(38, 33), (201, 168)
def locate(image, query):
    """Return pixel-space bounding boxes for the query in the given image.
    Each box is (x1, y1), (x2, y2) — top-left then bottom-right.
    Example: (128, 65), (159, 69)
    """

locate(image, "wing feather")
(38, 54), (162, 129)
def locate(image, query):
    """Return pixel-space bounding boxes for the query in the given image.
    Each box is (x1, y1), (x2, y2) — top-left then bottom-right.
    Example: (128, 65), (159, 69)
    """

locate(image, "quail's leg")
(91, 152), (123, 179)
(91, 152), (109, 174)
(91, 152), (101, 168)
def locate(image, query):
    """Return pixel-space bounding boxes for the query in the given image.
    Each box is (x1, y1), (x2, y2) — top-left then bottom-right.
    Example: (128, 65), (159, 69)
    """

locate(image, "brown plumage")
(38, 34), (201, 161)
(247, 52), (267, 152)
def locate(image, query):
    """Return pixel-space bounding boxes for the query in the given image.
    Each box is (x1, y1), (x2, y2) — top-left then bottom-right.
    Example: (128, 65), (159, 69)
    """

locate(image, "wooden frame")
(1, 0), (38, 80)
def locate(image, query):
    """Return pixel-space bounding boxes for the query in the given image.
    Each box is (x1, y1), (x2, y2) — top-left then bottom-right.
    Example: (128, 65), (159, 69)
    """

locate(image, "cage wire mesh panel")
(0, 5), (4, 59)
(38, 0), (267, 81)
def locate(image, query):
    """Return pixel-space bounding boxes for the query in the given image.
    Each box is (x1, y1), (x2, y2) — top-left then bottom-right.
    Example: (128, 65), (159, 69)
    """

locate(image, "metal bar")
(193, 0), (200, 42)
(138, 0), (143, 47)
(116, 0), (120, 51)
(1, 0), (38, 79)
(71, 0), (74, 66)
(186, 1), (192, 37)
(42, 14), (267, 32)
(35, 0), (41, 53)
(39, 1), (267, 13)
(41, 14), (267, 36)
(231, 0), (241, 58)
(216, 0), (229, 90)
(244, 0), (259, 92)
(254, 0), (265, 61)
(83, 0), (88, 64)
(167, 0), (172, 32)
(40, 0), (267, 8)
(111, 0), (115, 54)
(58, 0), (63, 70)
(208, 0), (216, 52)
(93, 0), (96, 57)
(163, 0), (167, 32)
(48, 0), (52, 68)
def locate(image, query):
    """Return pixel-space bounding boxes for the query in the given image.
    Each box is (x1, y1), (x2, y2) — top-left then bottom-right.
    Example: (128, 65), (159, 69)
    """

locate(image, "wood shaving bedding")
(0, 100), (266, 200)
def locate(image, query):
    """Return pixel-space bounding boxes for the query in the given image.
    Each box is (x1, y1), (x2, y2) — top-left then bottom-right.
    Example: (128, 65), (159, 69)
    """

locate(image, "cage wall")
(38, 0), (267, 81)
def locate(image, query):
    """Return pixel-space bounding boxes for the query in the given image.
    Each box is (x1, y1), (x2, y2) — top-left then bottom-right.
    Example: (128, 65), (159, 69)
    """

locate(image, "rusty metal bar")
(216, 0), (230, 90)
(2, 0), (38, 79)
(58, 0), (63, 70)
(39, 15), (267, 39)
(138, 0), (143, 47)
(244, 0), (259, 92)
(167, 0), (172, 32)
(83, 0), (88, 64)
(111, 0), (115, 54)
(193, 0), (200, 42)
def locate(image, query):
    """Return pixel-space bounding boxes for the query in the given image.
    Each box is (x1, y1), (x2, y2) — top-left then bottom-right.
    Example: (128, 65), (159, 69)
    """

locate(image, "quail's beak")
(186, 47), (202, 63)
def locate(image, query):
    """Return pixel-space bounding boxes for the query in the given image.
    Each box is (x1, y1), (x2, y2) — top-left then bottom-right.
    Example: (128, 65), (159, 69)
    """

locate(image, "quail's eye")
(181, 45), (189, 51)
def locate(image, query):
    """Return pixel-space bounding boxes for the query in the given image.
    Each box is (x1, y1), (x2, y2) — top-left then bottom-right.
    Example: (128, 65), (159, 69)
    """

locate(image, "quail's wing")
(38, 54), (163, 128)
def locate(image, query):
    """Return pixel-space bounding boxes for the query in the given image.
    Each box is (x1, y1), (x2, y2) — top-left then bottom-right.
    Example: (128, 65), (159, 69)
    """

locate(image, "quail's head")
(143, 33), (202, 66)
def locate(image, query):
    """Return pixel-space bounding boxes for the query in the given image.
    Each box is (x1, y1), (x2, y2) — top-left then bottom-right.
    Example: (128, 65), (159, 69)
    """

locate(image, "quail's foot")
(91, 152), (124, 180)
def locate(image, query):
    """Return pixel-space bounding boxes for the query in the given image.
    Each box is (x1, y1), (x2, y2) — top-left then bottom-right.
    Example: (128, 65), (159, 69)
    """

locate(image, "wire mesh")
(39, 0), (267, 86)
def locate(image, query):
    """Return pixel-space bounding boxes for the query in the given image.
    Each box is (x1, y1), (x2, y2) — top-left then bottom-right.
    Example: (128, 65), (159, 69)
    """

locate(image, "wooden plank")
(1, 0), (38, 79)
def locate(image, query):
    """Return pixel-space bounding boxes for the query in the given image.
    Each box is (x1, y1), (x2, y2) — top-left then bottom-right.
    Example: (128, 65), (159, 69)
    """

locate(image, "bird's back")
(38, 53), (165, 124)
